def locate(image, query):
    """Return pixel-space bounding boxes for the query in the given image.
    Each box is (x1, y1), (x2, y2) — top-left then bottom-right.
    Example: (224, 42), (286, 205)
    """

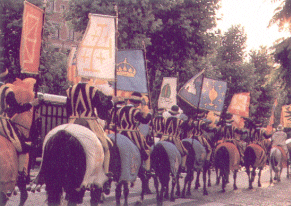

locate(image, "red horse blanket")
(274, 146), (288, 168)
(0, 135), (18, 194)
(248, 143), (267, 168)
(215, 142), (240, 171)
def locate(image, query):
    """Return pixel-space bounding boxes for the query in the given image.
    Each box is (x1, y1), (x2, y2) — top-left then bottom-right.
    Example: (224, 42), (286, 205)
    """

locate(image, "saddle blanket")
(153, 141), (181, 176)
(247, 143), (267, 168)
(41, 123), (108, 189)
(108, 133), (141, 183)
(273, 146), (288, 168)
(215, 142), (240, 171)
(182, 139), (206, 170)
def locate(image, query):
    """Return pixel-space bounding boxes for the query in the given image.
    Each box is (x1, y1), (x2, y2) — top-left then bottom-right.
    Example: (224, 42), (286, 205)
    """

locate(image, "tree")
(65, 0), (221, 108)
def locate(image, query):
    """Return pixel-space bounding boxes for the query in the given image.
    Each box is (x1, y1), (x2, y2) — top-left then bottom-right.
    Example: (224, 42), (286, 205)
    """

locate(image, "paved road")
(7, 166), (291, 206)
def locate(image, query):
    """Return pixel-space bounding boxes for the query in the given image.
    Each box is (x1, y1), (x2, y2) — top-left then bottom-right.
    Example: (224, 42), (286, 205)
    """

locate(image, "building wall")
(45, 0), (81, 51)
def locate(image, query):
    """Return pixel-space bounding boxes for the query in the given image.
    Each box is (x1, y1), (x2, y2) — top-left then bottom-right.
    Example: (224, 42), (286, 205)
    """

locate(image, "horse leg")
(207, 167), (211, 187)
(186, 170), (194, 196)
(246, 166), (252, 189)
(115, 182), (122, 206)
(90, 185), (102, 206)
(170, 175), (177, 202)
(17, 171), (28, 206)
(203, 168), (208, 195)
(221, 169), (226, 193)
(287, 161), (290, 179)
(257, 168), (262, 187)
(46, 184), (63, 206)
(164, 180), (169, 200)
(269, 165), (273, 184)
(153, 175), (161, 206)
(233, 170), (238, 190)
(0, 192), (8, 206)
(195, 170), (200, 190)
(123, 181), (130, 206)
(215, 167), (220, 185)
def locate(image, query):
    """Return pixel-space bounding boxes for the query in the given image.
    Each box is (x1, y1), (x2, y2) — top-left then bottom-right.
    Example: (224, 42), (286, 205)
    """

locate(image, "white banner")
(158, 77), (177, 110)
(77, 14), (115, 80)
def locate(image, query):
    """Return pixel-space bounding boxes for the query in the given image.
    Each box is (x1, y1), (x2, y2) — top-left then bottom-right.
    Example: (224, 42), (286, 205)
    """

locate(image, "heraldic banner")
(20, 1), (44, 74)
(227, 93), (250, 129)
(199, 78), (227, 112)
(281, 105), (291, 128)
(67, 46), (81, 85)
(77, 13), (115, 80)
(116, 50), (148, 94)
(177, 70), (204, 108)
(266, 99), (278, 134)
(158, 77), (177, 110)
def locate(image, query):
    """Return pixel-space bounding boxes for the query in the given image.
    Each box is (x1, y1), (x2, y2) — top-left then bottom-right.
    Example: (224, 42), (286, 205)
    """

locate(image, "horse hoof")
(203, 190), (208, 196)
(175, 191), (180, 197)
(258, 183), (261, 187)
(134, 200), (143, 206)
(234, 186), (238, 190)
(186, 191), (191, 196)
(208, 183), (211, 187)
(170, 197), (175, 202)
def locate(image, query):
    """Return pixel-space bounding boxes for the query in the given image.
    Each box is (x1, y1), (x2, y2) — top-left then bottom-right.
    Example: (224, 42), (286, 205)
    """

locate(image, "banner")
(227, 92), (250, 117)
(158, 77), (177, 110)
(177, 70), (204, 108)
(281, 105), (291, 128)
(116, 50), (148, 93)
(20, 1), (44, 74)
(231, 114), (245, 129)
(77, 13), (115, 80)
(199, 78), (227, 112)
(269, 99), (278, 126)
(67, 46), (81, 85)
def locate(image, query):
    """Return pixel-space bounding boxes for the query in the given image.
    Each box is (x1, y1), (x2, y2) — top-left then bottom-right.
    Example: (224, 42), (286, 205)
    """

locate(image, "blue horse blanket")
(182, 139), (206, 170)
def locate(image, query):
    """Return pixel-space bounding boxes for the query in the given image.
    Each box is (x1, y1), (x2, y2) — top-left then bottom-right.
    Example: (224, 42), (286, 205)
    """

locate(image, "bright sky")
(216, 0), (290, 52)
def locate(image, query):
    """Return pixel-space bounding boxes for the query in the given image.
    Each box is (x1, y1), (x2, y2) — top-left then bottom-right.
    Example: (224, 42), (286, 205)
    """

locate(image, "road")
(6, 166), (291, 206)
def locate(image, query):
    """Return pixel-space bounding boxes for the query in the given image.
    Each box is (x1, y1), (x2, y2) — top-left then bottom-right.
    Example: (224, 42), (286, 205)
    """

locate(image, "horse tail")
(151, 144), (171, 182)
(270, 148), (280, 173)
(244, 146), (256, 167)
(182, 141), (196, 170)
(42, 130), (86, 197)
(215, 146), (229, 170)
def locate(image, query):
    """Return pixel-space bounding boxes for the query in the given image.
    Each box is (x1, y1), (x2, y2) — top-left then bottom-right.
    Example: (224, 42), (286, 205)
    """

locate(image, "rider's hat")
(277, 124), (284, 131)
(169, 105), (180, 115)
(129, 92), (142, 104)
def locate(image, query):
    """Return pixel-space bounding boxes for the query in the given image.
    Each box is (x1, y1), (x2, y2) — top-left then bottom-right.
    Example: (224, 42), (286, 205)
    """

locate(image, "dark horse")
(36, 123), (111, 206)
(214, 141), (240, 192)
(269, 146), (289, 183)
(107, 133), (141, 206)
(176, 138), (207, 197)
(151, 141), (181, 206)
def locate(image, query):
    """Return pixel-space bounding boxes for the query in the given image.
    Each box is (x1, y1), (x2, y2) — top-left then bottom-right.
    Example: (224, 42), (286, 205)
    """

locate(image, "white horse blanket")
(108, 133), (141, 183)
(40, 123), (108, 189)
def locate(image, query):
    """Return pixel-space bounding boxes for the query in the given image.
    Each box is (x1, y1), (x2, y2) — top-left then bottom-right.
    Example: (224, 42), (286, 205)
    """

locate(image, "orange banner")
(227, 92), (250, 117)
(67, 46), (81, 85)
(20, 1), (44, 74)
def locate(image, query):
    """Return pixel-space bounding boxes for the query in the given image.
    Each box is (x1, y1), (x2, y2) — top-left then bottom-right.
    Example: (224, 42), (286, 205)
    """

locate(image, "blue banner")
(199, 78), (227, 112)
(116, 50), (148, 93)
(177, 70), (204, 108)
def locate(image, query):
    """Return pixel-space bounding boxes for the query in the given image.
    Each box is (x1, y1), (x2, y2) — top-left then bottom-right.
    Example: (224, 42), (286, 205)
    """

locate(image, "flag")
(116, 50), (148, 93)
(269, 99), (277, 126)
(20, 1), (44, 74)
(281, 105), (291, 128)
(158, 77), (177, 110)
(231, 114), (245, 129)
(227, 92), (250, 117)
(199, 78), (227, 112)
(67, 46), (81, 85)
(77, 13), (116, 80)
(177, 70), (204, 108)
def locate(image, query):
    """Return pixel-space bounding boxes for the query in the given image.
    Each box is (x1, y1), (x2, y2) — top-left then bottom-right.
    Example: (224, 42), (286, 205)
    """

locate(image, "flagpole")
(114, 4), (119, 145)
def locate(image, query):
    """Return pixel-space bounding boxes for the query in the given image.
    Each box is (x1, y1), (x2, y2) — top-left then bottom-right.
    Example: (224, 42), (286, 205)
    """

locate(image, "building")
(44, 0), (81, 52)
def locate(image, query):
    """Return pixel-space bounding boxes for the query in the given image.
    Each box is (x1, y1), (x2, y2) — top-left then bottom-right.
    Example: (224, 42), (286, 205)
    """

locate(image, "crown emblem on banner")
(117, 58), (136, 77)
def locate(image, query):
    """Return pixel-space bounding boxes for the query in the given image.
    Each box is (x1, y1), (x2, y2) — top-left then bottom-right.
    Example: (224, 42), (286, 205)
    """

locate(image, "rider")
(0, 66), (39, 185)
(115, 92), (153, 176)
(66, 82), (114, 177)
(161, 105), (188, 172)
(271, 124), (289, 161)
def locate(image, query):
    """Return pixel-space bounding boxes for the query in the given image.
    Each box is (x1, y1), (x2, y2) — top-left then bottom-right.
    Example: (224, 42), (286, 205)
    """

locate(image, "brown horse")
(0, 78), (38, 206)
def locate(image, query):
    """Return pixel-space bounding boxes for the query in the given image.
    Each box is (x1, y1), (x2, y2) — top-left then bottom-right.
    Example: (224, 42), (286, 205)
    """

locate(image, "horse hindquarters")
(42, 130), (86, 205)
(244, 146), (256, 189)
(215, 146), (229, 192)
(151, 144), (171, 205)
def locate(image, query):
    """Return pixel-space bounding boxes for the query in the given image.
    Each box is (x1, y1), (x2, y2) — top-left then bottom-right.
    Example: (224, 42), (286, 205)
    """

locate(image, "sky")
(216, 0), (290, 52)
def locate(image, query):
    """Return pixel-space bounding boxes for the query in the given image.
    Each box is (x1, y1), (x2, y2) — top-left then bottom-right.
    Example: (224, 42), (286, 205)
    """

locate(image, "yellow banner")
(281, 105), (291, 128)
(20, 1), (44, 74)
(77, 14), (116, 80)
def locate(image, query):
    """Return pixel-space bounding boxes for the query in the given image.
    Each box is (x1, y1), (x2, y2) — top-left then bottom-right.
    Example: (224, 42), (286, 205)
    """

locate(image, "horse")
(35, 123), (110, 206)
(107, 133), (141, 206)
(0, 78), (39, 206)
(175, 138), (207, 197)
(151, 141), (181, 206)
(214, 141), (240, 192)
(269, 146), (289, 183)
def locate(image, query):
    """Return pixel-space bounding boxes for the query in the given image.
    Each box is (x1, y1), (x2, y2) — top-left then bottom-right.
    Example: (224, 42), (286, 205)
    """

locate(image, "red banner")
(227, 92), (250, 117)
(20, 1), (44, 74)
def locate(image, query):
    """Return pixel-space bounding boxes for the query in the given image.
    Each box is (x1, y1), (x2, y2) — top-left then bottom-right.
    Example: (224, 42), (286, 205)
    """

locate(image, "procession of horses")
(0, 77), (289, 206)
